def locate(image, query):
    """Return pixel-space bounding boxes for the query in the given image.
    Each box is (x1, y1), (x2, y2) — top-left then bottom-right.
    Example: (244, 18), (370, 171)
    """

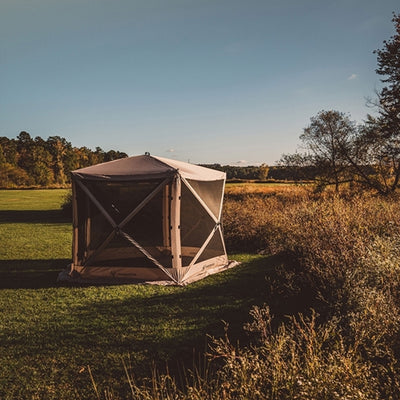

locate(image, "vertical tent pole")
(85, 192), (91, 258)
(218, 177), (228, 258)
(72, 179), (79, 267)
(170, 174), (182, 269)
(162, 184), (170, 248)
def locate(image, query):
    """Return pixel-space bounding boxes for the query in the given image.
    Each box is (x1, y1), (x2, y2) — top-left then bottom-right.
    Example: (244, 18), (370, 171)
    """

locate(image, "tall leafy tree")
(46, 136), (72, 185)
(280, 110), (356, 192)
(279, 14), (400, 194)
(31, 139), (53, 186)
(374, 12), (400, 138)
(0, 137), (18, 166)
(354, 13), (400, 194)
(0, 144), (6, 165)
(16, 131), (35, 173)
(0, 132), (128, 187)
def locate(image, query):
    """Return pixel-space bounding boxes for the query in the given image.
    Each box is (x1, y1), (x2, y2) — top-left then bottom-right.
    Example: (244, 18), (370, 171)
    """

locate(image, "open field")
(225, 181), (302, 196)
(0, 189), (276, 399)
(3, 186), (400, 399)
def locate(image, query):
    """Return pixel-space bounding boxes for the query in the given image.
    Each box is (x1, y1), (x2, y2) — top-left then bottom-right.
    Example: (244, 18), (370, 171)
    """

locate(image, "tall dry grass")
(94, 187), (400, 399)
(223, 189), (400, 398)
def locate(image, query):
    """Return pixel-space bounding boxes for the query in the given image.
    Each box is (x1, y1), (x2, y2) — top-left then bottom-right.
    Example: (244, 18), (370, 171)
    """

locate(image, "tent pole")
(85, 193), (91, 256)
(162, 184), (170, 248)
(217, 178), (228, 258)
(75, 179), (117, 228)
(118, 177), (171, 229)
(187, 224), (218, 268)
(120, 231), (178, 284)
(72, 179), (79, 267)
(170, 174), (182, 270)
(218, 177), (226, 222)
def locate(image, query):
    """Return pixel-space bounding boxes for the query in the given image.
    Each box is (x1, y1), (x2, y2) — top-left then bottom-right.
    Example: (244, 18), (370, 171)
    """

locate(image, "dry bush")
(102, 308), (382, 400)
(96, 188), (400, 399)
(223, 189), (400, 397)
(223, 186), (308, 252)
(209, 307), (380, 400)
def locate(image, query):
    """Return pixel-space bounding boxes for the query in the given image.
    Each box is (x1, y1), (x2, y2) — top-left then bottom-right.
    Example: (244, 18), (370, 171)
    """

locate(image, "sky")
(1, 0), (399, 166)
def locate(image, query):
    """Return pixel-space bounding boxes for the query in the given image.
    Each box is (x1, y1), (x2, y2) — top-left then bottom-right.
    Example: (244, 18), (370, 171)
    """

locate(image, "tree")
(30, 144), (53, 186)
(361, 12), (400, 194)
(257, 164), (269, 181)
(277, 152), (319, 182)
(278, 14), (400, 195)
(0, 137), (18, 165)
(280, 110), (356, 192)
(0, 144), (6, 166)
(104, 149), (128, 162)
(16, 131), (35, 172)
(374, 13), (400, 137)
(0, 132), (128, 187)
(46, 136), (72, 185)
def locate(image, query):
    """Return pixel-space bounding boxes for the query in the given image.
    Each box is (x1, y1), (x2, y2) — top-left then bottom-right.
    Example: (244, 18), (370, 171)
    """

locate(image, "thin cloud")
(166, 148), (175, 153)
(348, 74), (358, 80)
(232, 160), (263, 166)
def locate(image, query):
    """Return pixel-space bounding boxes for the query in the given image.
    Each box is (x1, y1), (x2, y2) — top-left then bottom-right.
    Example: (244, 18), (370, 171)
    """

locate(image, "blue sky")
(1, 0), (399, 165)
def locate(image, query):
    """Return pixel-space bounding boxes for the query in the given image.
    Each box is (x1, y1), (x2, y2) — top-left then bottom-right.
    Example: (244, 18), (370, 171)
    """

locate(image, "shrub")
(91, 189), (400, 399)
(96, 307), (382, 400)
(223, 190), (400, 397)
(210, 307), (380, 400)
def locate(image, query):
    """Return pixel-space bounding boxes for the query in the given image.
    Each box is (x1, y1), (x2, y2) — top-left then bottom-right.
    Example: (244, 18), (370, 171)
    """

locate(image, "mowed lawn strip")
(0, 190), (72, 288)
(0, 189), (273, 399)
(0, 189), (70, 211)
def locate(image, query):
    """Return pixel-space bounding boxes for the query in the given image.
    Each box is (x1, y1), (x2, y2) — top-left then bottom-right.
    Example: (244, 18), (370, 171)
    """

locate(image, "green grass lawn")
(0, 189), (275, 399)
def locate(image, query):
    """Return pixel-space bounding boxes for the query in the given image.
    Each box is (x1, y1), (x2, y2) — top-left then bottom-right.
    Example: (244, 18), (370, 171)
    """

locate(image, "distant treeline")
(0, 131), (304, 188)
(0, 132), (128, 187)
(199, 163), (308, 181)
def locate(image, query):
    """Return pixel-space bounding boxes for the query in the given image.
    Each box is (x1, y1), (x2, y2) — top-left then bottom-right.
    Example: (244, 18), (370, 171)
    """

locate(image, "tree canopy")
(0, 133), (127, 188)
(279, 13), (400, 194)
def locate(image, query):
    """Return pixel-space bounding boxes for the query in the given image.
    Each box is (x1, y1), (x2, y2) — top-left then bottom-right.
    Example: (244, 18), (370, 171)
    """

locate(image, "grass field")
(225, 181), (301, 195)
(0, 188), (276, 399)
(2, 186), (400, 399)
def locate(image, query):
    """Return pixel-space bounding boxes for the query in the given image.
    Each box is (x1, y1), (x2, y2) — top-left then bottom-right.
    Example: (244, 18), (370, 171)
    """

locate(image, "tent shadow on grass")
(0, 259), (70, 289)
(0, 254), (316, 398)
(0, 210), (70, 224)
(62, 253), (314, 384)
(3, 256), (280, 379)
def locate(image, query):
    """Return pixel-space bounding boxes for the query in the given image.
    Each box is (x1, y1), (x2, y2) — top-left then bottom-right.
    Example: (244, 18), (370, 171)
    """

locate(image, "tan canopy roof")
(72, 154), (225, 181)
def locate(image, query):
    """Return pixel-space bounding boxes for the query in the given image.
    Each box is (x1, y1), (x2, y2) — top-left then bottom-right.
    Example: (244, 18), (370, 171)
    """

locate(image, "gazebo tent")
(67, 154), (231, 285)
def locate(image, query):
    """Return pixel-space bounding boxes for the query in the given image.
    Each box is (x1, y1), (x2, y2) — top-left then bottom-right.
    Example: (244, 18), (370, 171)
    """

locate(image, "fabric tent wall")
(68, 155), (230, 285)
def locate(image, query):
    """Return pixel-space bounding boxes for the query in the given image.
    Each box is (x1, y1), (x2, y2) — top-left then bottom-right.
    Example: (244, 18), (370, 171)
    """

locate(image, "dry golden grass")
(225, 182), (306, 196)
(219, 188), (400, 399)
(57, 184), (400, 399)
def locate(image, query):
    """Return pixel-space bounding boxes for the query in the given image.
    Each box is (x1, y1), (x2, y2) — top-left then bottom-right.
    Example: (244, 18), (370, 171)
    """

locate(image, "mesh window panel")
(75, 183), (112, 264)
(181, 181), (216, 266)
(88, 234), (157, 268)
(123, 189), (173, 268)
(87, 205), (114, 251)
(84, 179), (165, 225)
(195, 228), (225, 264)
(77, 179), (172, 268)
(185, 179), (224, 219)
